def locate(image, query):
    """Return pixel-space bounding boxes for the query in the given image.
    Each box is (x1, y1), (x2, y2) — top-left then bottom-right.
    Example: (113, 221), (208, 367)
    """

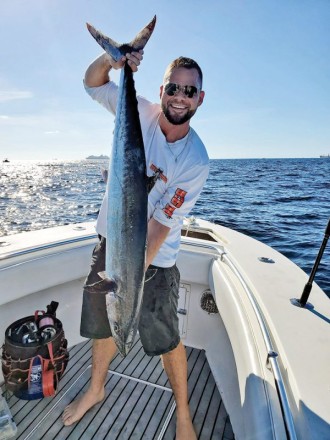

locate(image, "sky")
(0, 0), (329, 160)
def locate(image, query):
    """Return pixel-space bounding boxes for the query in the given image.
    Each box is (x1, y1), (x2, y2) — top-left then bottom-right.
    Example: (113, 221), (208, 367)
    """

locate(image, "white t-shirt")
(85, 81), (209, 267)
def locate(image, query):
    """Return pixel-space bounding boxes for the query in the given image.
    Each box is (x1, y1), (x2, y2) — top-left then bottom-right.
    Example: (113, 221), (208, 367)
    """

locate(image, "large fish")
(86, 16), (156, 356)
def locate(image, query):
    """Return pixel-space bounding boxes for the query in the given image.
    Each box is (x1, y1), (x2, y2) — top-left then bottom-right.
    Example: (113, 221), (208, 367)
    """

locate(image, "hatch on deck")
(181, 227), (217, 242)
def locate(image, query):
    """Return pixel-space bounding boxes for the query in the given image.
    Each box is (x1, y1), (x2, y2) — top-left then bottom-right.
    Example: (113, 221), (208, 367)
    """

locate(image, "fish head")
(106, 289), (138, 357)
(111, 322), (136, 357)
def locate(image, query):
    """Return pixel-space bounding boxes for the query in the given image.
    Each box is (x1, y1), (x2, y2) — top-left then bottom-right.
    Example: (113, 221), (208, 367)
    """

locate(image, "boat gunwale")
(0, 234), (98, 262)
(219, 252), (297, 440)
(0, 222), (299, 438)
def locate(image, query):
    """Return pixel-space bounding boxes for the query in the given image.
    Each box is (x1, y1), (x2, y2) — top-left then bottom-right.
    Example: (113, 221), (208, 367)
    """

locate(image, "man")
(62, 49), (209, 439)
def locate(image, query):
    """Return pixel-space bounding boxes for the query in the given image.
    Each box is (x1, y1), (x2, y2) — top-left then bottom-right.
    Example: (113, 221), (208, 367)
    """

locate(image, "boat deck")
(2, 338), (234, 439)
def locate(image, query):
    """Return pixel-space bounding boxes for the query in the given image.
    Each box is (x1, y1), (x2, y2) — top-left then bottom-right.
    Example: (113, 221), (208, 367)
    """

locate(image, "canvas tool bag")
(1, 301), (69, 400)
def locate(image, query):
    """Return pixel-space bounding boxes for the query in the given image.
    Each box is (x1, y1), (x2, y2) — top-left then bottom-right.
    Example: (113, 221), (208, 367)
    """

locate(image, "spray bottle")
(0, 389), (17, 440)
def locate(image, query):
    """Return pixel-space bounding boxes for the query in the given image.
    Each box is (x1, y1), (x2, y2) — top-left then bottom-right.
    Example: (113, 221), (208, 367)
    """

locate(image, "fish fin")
(98, 270), (107, 280)
(97, 271), (117, 292)
(146, 174), (157, 193)
(86, 15), (156, 62)
(145, 268), (158, 283)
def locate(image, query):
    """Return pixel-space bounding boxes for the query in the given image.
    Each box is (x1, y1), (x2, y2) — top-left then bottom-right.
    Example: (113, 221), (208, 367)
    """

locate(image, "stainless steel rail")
(181, 238), (297, 440)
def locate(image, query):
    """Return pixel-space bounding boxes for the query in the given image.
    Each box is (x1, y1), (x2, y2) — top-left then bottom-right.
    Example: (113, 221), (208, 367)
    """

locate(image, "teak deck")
(2, 338), (234, 439)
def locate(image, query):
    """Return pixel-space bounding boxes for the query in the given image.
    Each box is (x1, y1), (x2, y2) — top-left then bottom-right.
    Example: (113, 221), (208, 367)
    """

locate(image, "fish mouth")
(105, 288), (140, 357)
(112, 326), (135, 357)
(116, 339), (134, 357)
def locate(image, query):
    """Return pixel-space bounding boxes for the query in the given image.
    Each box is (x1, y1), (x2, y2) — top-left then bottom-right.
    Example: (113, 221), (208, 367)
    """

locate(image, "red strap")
(47, 341), (54, 363)
(42, 342), (57, 397)
(42, 360), (55, 397)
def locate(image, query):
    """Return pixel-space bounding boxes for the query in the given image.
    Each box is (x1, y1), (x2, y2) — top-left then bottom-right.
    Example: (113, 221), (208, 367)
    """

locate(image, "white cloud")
(0, 90), (33, 102)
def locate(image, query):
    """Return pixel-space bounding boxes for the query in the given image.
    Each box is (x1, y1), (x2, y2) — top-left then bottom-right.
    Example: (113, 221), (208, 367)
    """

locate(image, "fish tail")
(86, 16), (156, 62)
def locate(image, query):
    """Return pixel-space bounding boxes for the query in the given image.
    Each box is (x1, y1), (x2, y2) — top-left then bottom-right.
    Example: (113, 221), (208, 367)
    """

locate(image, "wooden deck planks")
(1, 338), (234, 439)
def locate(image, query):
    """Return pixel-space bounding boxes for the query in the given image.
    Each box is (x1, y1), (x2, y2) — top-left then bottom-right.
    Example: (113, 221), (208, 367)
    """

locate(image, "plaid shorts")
(80, 237), (181, 356)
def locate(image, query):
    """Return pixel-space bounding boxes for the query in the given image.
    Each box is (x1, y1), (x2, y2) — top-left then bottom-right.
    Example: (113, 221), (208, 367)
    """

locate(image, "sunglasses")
(164, 83), (199, 99)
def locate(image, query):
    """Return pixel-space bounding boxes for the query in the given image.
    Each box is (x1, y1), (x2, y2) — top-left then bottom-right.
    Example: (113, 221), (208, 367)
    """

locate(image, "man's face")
(160, 67), (205, 125)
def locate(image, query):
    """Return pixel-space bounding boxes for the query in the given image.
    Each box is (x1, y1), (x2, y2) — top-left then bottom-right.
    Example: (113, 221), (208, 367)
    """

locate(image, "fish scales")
(87, 17), (156, 356)
(106, 64), (148, 354)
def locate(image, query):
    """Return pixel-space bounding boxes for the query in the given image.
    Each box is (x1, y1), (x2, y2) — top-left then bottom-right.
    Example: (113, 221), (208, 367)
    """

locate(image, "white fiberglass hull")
(0, 219), (329, 439)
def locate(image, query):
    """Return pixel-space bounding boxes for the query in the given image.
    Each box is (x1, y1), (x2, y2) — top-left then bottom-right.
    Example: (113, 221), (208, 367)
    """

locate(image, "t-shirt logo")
(164, 188), (187, 219)
(171, 188), (187, 208)
(150, 164), (167, 183)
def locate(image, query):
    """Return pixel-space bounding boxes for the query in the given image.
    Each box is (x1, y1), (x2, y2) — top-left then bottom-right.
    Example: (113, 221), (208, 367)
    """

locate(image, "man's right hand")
(85, 50), (144, 88)
(107, 50), (144, 72)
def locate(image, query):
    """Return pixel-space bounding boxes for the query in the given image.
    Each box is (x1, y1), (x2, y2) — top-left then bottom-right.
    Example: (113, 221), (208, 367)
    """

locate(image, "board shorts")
(80, 237), (181, 356)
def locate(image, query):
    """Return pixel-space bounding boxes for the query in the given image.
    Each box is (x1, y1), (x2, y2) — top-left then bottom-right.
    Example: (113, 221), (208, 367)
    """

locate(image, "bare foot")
(62, 388), (105, 426)
(176, 413), (197, 440)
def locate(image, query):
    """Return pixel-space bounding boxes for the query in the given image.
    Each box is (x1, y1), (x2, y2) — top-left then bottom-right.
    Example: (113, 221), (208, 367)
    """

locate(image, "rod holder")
(291, 218), (330, 308)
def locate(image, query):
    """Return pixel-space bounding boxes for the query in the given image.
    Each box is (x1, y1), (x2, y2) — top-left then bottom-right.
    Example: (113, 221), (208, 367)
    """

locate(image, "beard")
(161, 103), (197, 125)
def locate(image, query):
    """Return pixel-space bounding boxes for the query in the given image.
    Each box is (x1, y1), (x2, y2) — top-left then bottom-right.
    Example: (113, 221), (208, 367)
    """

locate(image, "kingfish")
(87, 16), (156, 356)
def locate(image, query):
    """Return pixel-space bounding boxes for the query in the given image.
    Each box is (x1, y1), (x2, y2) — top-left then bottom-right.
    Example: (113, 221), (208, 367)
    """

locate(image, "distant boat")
(2, 158), (10, 163)
(86, 154), (109, 160)
(320, 154), (330, 158)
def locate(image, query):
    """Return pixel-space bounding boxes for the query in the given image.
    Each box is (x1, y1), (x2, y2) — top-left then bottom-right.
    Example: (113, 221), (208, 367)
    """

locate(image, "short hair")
(163, 56), (203, 89)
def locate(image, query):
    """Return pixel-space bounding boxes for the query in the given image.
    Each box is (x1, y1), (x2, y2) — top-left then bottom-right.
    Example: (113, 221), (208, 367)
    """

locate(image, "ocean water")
(1, 158), (329, 297)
